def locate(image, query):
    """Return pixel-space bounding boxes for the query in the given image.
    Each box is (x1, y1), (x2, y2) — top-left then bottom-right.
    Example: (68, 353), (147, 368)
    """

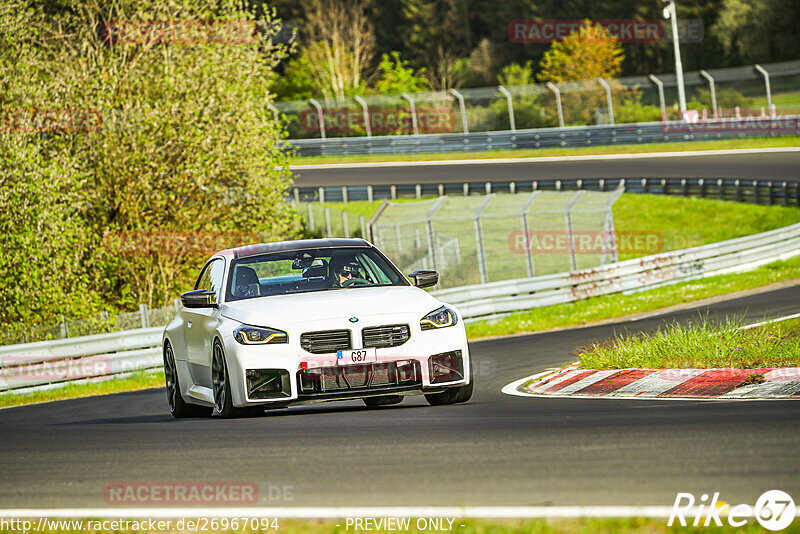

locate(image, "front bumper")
(220, 312), (470, 407)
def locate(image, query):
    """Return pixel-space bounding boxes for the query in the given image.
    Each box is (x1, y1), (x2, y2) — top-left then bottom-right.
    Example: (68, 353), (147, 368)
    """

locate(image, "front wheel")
(425, 359), (473, 406)
(164, 343), (212, 419)
(212, 341), (261, 418)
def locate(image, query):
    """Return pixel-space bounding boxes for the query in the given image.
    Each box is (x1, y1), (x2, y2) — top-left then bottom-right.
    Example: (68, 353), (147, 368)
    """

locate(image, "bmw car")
(162, 238), (473, 418)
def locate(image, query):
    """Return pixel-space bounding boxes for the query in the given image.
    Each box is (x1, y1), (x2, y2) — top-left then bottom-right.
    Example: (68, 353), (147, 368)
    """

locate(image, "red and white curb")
(504, 366), (800, 400)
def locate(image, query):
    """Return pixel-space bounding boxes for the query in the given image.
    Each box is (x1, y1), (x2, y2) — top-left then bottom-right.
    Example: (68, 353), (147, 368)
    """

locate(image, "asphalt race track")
(291, 149), (800, 186)
(1, 284), (799, 509)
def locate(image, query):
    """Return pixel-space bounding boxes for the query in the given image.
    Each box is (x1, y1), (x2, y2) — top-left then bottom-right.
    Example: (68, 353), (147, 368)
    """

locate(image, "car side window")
(195, 259), (225, 302)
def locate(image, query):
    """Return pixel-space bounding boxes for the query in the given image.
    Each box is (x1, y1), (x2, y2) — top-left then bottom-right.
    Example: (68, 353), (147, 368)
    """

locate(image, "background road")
(1, 284), (798, 509)
(292, 149), (800, 186)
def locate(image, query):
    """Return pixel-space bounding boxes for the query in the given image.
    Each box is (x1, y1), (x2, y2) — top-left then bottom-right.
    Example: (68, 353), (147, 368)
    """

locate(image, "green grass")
(290, 136), (799, 165)
(3, 518), (796, 534)
(577, 317), (800, 370)
(466, 255), (800, 339)
(0, 370), (164, 408)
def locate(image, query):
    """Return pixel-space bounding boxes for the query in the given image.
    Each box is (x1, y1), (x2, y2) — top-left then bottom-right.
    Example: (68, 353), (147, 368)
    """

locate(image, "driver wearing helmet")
(330, 258), (363, 287)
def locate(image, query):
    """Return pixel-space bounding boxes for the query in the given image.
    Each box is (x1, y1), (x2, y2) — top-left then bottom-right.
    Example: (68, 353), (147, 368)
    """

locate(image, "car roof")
(219, 238), (372, 260)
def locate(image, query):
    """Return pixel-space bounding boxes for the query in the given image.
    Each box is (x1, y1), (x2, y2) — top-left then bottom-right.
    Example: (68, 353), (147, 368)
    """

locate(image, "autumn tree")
(538, 21), (628, 125)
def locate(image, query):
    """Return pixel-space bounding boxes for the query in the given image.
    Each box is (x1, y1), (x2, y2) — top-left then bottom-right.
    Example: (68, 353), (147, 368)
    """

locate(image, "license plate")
(337, 348), (377, 366)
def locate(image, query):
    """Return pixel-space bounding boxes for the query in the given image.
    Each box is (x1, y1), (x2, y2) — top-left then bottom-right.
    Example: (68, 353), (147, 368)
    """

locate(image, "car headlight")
(420, 306), (458, 331)
(234, 325), (288, 345)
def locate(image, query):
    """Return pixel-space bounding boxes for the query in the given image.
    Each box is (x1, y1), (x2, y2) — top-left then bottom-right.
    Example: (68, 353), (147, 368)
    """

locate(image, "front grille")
(300, 329), (351, 354)
(298, 360), (422, 395)
(362, 324), (411, 349)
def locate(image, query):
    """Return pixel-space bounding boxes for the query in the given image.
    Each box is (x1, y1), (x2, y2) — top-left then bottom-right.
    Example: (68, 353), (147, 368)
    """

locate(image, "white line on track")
(0, 506), (706, 519)
(289, 146), (800, 170)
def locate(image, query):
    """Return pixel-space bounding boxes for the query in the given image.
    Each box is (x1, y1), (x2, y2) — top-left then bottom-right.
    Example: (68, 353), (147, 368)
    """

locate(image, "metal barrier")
(2, 221), (800, 394)
(293, 177), (800, 207)
(432, 222), (800, 322)
(287, 116), (800, 157)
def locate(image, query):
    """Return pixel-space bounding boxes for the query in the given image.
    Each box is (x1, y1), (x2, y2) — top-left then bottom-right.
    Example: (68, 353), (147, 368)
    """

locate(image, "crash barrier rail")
(0, 300), (180, 347)
(3, 221), (800, 393)
(431, 222), (800, 322)
(0, 327), (163, 393)
(277, 60), (800, 144)
(287, 115), (800, 157)
(292, 177), (800, 207)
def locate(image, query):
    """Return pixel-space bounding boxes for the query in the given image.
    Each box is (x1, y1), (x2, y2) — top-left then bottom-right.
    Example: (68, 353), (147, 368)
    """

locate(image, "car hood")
(219, 286), (444, 327)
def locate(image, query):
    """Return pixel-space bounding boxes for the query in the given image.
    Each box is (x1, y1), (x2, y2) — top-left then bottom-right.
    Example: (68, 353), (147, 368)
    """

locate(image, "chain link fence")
(276, 60), (800, 140)
(370, 190), (622, 289)
(1, 302), (179, 346)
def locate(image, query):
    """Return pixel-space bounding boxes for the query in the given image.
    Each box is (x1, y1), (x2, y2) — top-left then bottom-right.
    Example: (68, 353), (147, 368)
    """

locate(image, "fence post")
(139, 303), (149, 329)
(473, 195), (493, 284)
(521, 191), (540, 277)
(449, 88), (469, 135)
(754, 64), (774, 115)
(783, 182), (789, 206)
(718, 179), (725, 200)
(318, 187), (325, 203)
(307, 203), (315, 231)
(648, 74), (666, 121)
(354, 95), (371, 137)
(497, 85), (516, 131)
(546, 82), (565, 128)
(565, 191), (586, 271)
(415, 184), (422, 199)
(325, 207), (332, 237)
(342, 186), (349, 204)
(308, 98), (326, 139)
(597, 78), (615, 125)
(343, 211), (350, 236)
(360, 216), (367, 239)
(390, 185), (397, 200)
(367, 185), (374, 202)
(735, 179), (742, 202)
(400, 92), (419, 135)
(753, 180), (760, 204)
(60, 316), (68, 339)
(699, 70), (718, 118)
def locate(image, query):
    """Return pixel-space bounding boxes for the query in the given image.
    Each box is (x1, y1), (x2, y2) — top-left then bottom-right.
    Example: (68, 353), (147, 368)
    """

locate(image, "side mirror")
(181, 289), (218, 308)
(409, 270), (439, 289)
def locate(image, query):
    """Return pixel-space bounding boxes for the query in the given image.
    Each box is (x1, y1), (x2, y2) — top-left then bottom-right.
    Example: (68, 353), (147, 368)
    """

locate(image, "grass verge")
(0, 370), (164, 408)
(577, 317), (800, 370)
(2, 518), (795, 534)
(466, 255), (800, 339)
(290, 135), (800, 165)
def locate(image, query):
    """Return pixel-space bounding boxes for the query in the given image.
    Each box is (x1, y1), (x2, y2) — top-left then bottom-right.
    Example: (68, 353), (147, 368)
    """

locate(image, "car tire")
(454, 358), (474, 403)
(212, 340), (261, 419)
(164, 342), (212, 419)
(363, 395), (403, 407)
(424, 388), (459, 406)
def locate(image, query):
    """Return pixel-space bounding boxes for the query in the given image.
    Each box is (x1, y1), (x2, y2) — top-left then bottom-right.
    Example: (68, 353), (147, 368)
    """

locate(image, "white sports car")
(162, 238), (473, 418)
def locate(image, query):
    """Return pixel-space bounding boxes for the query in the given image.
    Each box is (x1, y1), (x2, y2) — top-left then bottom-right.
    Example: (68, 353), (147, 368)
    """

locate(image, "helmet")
(330, 257), (360, 277)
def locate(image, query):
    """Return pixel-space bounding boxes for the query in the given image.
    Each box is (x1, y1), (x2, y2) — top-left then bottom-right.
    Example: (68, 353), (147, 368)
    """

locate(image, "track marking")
(0, 506), (711, 519)
(289, 147), (800, 170)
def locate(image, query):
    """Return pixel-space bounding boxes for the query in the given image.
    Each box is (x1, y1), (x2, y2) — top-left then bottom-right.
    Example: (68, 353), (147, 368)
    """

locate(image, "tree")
(301, 0), (376, 99)
(0, 0), (299, 327)
(372, 52), (429, 94)
(712, 0), (800, 64)
(538, 21), (632, 126)
(538, 20), (624, 83)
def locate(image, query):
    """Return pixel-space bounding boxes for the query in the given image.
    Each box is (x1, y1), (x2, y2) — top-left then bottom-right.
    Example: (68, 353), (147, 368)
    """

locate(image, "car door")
(184, 258), (225, 388)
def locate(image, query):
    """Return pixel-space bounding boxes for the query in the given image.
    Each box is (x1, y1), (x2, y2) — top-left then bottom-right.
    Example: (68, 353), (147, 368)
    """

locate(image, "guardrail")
(292, 177), (800, 207)
(0, 328), (163, 393)
(287, 116), (800, 157)
(3, 222), (800, 394)
(432, 222), (800, 322)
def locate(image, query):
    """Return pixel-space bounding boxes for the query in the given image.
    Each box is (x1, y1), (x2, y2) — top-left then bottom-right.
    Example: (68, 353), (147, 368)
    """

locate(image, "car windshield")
(225, 247), (408, 301)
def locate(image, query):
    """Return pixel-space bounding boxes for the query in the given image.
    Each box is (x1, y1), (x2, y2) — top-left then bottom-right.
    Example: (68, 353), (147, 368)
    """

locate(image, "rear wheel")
(212, 341), (261, 418)
(363, 395), (403, 407)
(164, 342), (212, 418)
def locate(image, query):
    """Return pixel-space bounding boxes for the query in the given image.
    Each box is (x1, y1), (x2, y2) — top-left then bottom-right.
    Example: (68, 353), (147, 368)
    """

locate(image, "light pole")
(663, 0), (687, 117)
